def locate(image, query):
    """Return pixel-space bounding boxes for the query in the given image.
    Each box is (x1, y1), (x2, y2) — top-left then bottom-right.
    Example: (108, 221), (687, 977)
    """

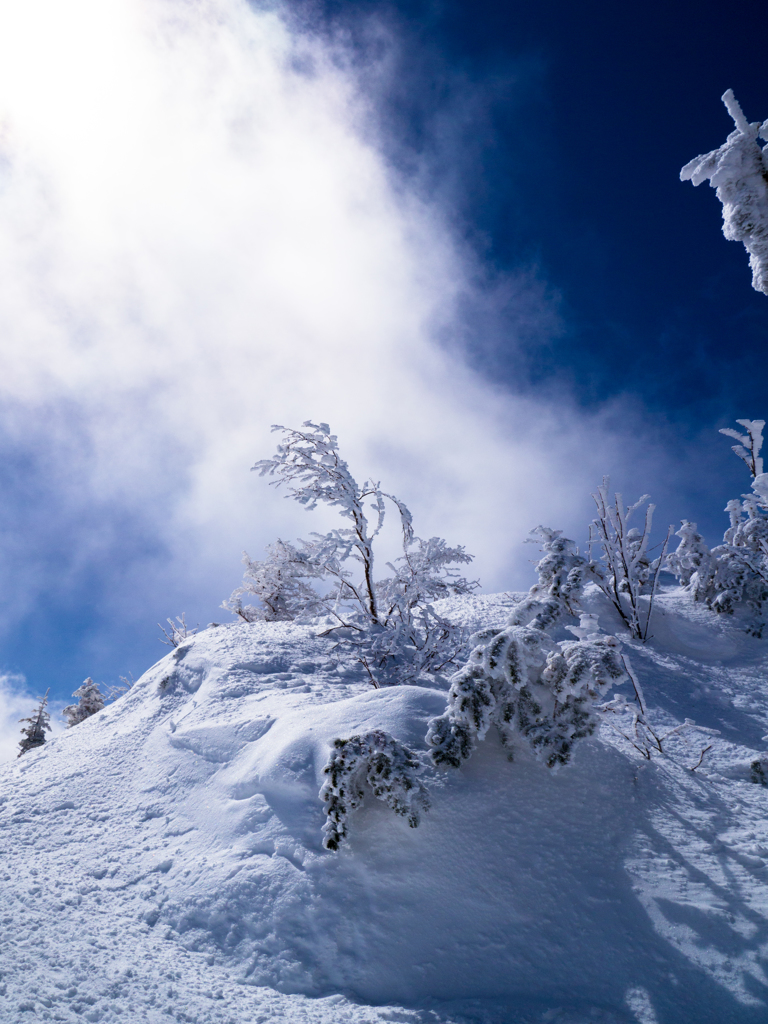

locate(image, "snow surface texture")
(681, 90), (768, 294)
(3, 590), (768, 1023)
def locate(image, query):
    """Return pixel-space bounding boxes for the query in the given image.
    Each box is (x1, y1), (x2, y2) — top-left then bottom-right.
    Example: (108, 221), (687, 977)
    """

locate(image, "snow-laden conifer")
(509, 526), (587, 630)
(668, 420), (768, 631)
(681, 90), (768, 294)
(61, 678), (106, 728)
(18, 689), (52, 756)
(227, 421), (476, 683)
(427, 615), (627, 770)
(666, 521), (712, 593)
(320, 730), (429, 850)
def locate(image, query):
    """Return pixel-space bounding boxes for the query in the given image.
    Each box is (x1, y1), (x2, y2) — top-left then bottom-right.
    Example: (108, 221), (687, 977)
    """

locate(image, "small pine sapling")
(666, 520), (713, 598)
(510, 526), (587, 630)
(320, 730), (430, 850)
(427, 615), (627, 770)
(18, 689), (52, 757)
(62, 678), (106, 727)
(588, 478), (673, 640)
(681, 91), (768, 295)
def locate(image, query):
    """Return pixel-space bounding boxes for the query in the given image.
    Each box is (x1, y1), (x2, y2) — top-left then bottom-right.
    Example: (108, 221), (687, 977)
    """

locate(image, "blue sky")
(299, 0), (768, 419)
(1, 0), (767, 732)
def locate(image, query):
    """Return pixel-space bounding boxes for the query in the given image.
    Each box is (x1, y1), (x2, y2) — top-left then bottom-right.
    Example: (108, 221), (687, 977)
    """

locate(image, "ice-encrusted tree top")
(681, 90), (768, 294)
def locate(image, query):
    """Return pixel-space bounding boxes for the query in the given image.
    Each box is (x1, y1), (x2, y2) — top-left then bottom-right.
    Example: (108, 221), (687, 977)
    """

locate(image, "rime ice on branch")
(227, 421), (476, 684)
(427, 615), (627, 771)
(681, 90), (768, 294)
(320, 730), (429, 850)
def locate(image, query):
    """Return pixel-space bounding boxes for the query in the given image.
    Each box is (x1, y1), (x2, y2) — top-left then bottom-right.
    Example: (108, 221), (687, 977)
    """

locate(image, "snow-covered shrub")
(666, 520), (713, 595)
(158, 614), (198, 648)
(509, 526), (587, 630)
(223, 540), (327, 622)
(18, 689), (52, 756)
(681, 90), (768, 295)
(227, 422), (476, 683)
(62, 678), (105, 728)
(667, 420), (768, 631)
(427, 615), (627, 770)
(588, 479), (672, 640)
(320, 730), (430, 850)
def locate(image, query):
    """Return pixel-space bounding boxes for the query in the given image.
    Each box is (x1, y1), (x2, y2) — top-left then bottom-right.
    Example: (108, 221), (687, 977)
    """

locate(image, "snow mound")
(2, 592), (768, 1023)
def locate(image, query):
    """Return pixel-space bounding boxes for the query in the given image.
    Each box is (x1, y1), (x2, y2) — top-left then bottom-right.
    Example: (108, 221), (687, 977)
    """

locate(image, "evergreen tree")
(18, 689), (52, 757)
(62, 678), (105, 728)
(320, 730), (429, 850)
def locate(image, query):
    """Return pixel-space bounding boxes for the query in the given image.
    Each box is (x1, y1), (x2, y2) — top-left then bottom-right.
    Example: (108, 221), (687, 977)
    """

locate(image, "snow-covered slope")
(2, 591), (768, 1024)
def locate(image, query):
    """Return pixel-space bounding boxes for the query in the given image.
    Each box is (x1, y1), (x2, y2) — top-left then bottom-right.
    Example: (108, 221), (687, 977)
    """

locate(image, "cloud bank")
(0, 0), (652, 691)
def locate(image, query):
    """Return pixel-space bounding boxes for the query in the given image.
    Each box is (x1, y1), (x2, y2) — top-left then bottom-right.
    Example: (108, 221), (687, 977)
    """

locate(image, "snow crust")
(3, 591), (768, 1023)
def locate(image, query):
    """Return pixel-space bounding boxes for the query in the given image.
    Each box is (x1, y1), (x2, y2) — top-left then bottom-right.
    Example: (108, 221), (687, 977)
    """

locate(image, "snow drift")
(2, 590), (768, 1023)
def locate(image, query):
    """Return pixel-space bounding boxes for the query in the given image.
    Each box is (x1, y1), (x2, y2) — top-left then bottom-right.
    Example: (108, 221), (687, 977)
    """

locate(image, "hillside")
(2, 590), (768, 1024)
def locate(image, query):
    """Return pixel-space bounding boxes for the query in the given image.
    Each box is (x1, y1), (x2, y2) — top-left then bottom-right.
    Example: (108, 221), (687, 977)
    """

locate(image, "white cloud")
(0, 0), (652, 670)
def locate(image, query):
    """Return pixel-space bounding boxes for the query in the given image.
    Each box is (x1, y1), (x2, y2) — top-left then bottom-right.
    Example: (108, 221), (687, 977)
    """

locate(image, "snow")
(2, 591), (768, 1023)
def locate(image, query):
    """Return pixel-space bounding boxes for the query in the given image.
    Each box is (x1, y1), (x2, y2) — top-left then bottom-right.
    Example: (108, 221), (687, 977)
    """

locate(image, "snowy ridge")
(2, 591), (768, 1023)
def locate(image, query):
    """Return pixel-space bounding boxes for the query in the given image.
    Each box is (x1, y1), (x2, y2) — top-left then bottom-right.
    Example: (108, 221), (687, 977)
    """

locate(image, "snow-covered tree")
(509, 526), (587, 631)
(18, 689), (52, 756)
(426, 615), (627, 770)
(668, 420), (768, 631)
(681, 90), (768, 295)
(227, 421), (476, 683)
(62, 678), (106, 728)
(721, 418), (764, 478)
(222, 540), (328, 622)
(588, 479), (672, 640)
(320, 730), (430, 850)
(666, 520), (713, 593)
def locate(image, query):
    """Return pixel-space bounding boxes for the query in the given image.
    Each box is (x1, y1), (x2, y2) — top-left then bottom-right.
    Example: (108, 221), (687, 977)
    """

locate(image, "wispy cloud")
(0, 1), (662, 691)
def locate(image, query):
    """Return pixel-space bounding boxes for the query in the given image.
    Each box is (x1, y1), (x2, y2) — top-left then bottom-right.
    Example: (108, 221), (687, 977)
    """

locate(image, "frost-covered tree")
(426, 615), (627, 770)
(158, 613), (198, 648)
(681, 90), (768, 295)
(320, 730), (430, 850)
(588, 479), (672, 640)
(667, 420), (768, 631)
(666, 520), (712, 593)
(721, 418), (765, 478)
(18, 689), (52, 756)
(222, 539), (327, 622)
(509, 526), (587, 631)
(62, 678), (105, 728)
(227, 422), (476, 683)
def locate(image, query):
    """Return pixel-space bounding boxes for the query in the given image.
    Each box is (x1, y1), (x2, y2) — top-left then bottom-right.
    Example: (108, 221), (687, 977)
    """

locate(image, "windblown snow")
(3, 589), (768, 1024)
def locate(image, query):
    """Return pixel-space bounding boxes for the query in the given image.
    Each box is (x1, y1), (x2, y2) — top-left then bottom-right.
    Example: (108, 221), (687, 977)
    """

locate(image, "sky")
(1, 0), (768, 749)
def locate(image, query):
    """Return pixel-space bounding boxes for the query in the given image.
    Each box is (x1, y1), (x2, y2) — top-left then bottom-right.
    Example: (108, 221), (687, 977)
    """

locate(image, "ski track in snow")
(2, 591), (768, 1024)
